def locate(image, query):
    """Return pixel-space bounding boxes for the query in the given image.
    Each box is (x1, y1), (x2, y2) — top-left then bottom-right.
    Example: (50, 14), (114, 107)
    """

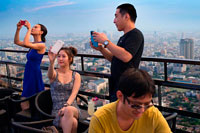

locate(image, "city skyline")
(1, 0), (200, 38)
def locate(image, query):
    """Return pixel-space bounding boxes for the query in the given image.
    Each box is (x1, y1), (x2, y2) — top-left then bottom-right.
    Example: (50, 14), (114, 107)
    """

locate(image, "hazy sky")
(0, 0), (200, 38)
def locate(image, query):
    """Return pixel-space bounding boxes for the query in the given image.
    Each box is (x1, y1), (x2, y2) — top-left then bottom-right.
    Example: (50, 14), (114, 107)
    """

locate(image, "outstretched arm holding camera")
(14, 20), (24, 47)
(14, 20), (46, 54)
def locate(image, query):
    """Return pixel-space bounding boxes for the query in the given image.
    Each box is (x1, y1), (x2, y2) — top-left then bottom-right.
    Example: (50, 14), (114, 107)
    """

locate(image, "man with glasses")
(89, 68), (171, 133)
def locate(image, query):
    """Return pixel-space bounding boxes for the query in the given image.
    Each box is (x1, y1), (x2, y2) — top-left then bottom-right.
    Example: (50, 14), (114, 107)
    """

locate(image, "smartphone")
(90, 31), (98, 47)
(20, 20), (25, 25)
(51, 40), (64, 54)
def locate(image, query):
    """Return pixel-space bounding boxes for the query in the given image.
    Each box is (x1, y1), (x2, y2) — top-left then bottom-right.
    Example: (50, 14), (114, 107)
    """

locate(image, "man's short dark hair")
(118, 68), (155, 98)
(117, 3), (137, 23)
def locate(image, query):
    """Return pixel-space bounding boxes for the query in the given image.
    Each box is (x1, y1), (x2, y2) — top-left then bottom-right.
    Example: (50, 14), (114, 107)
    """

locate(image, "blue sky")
(0, 0), (200, 38)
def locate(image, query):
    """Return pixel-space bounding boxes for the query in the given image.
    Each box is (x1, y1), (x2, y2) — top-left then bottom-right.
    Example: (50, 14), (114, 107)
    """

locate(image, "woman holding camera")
(14, 20), (47, 100)
(48, 46), (81, 133)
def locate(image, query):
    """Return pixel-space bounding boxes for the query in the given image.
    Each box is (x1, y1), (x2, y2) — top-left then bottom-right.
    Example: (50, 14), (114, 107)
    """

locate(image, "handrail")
(1, 52), (200, 90)
(155, 105), (200, 119)
(1, 49), (200, 64)
(1, 49), (200, 91)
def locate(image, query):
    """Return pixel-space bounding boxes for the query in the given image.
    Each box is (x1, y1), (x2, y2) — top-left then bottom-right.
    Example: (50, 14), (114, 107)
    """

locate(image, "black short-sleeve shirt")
(110, 28), (144, 92)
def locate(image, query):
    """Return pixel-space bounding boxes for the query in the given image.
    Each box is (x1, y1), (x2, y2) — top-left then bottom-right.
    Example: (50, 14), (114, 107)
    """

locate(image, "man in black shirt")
(90, 3), (144, 102)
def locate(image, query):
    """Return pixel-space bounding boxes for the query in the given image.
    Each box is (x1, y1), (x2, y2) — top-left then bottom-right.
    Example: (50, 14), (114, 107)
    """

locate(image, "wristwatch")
(103, 40), (109, 48)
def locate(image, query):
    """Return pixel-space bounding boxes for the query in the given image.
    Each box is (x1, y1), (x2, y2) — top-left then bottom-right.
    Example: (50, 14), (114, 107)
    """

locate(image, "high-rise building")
(84, 42), (90, 50)
(179, 38), (194, 59)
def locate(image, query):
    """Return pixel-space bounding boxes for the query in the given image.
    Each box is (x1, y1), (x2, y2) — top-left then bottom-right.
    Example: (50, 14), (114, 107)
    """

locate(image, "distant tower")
(85, 42), (90, 49)
(180, 38), (194, 59)
(181, 32), (184, 39)
(154, 31), (157, 38)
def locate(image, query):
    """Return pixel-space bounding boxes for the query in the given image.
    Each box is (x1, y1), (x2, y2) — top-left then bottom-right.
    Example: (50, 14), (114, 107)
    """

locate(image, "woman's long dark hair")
(38, 24), (47, 42)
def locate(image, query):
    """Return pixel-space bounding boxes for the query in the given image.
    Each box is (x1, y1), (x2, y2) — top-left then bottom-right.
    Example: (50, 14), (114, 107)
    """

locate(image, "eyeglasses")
(125, 97), (154, 110)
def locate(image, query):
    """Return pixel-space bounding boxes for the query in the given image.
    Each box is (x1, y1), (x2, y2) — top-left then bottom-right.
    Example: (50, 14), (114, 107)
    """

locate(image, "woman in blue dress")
(48, 46), (81, 133)
(14, 20), (47, 98)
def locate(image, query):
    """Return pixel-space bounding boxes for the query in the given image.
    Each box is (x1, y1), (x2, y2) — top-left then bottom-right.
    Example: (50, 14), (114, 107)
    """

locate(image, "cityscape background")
(0, 0), (200, 38)
(0, 0), (200, 132)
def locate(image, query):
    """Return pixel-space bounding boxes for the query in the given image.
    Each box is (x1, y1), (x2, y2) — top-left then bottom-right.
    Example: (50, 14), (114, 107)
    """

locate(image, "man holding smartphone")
(90, 3), (144, 102)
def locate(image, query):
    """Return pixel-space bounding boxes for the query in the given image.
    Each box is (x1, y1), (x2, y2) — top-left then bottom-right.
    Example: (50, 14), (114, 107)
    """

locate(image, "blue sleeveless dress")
(50, 71), (80, 127)
(21, 49), (44, 97)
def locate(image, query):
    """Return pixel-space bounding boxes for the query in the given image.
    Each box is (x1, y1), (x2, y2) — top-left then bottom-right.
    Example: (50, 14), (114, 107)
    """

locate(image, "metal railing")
(0, 49), (200, 132)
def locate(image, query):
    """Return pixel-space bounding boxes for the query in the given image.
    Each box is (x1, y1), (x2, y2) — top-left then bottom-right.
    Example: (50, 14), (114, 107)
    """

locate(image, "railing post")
(81, 56), (84, 72)
(164, 62), (168, 81)
(5, 63), (12, 88)
(158, 85), (162, 106)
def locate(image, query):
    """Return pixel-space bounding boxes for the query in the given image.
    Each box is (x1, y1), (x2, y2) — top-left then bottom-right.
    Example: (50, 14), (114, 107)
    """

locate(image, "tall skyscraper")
(179, 38), (194, 59)
(85, 42), (90, 49)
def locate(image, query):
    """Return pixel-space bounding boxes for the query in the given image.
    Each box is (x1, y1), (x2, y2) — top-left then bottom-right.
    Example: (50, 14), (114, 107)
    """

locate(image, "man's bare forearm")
(100, 48), (113, 62)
